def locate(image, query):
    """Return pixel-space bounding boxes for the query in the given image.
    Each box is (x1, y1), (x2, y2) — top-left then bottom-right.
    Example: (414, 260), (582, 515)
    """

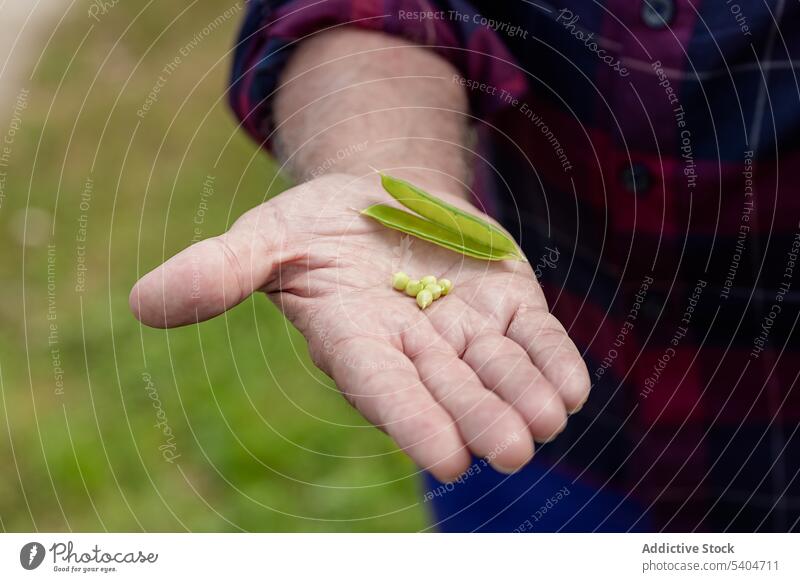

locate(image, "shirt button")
(620, 163), (653, 194)
(642, 0), (675, 29)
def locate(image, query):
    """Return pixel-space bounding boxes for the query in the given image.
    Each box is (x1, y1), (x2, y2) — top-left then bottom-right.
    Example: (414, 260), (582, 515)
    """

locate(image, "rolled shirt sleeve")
(228, 0), (528, 151)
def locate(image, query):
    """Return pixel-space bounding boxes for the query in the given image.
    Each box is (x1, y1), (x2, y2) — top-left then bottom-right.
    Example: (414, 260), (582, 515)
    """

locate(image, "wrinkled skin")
(130, 173), (590, 482)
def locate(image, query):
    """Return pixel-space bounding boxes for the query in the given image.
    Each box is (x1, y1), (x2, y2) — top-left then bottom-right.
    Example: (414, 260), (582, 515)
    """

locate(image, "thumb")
(129, 205), (283, 328)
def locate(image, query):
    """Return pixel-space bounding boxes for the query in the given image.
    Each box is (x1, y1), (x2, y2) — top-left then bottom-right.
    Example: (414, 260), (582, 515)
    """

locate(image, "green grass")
(0, 1), (428, 531)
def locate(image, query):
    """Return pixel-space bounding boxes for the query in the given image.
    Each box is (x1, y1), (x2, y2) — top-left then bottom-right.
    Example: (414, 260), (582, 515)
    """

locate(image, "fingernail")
(492, 451), (534, 474)
(538, 433), (559, 444)
(492, 462), (522, 475)
(536, 423), (567, 444)
(569, 395), (589, 415)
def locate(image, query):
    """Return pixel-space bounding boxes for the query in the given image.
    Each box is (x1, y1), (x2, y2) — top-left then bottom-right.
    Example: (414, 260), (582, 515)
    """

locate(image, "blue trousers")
(424, 457), (652, 532)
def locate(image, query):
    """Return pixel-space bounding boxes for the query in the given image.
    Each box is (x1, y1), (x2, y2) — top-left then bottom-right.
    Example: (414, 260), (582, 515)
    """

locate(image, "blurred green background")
(0, 1), (428, 531)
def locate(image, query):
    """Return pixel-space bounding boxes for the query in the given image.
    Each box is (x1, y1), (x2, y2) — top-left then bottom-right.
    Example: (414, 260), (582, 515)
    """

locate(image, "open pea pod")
(380, 173), (524, 260)
(361, 204), (521, 261)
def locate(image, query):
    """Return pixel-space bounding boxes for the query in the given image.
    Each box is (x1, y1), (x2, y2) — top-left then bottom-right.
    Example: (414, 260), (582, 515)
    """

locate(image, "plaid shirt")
(229, 0), (800, 532)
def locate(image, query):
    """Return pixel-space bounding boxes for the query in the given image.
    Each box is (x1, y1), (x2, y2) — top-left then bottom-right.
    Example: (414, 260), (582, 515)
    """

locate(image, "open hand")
(130, 173), (590, 482)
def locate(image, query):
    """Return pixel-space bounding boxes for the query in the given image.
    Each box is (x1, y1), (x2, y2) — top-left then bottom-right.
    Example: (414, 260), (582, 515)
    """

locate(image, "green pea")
(425, 283), (442, 300)
(420, 275), (437, 287)
(405, 279), (423, 296)
(392, 271), (410, 291)
(416, 289), (433, 310)
(439, 278), (453, 295)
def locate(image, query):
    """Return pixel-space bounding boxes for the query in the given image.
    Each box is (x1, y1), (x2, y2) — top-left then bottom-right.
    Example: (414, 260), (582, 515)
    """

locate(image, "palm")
(131, 173), (590, 481)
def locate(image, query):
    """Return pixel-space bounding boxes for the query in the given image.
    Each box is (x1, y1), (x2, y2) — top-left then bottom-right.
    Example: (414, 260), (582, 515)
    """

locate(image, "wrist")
(285, 139), (471, 203)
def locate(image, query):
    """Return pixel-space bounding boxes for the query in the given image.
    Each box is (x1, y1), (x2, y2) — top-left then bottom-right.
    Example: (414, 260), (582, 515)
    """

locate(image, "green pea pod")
(361, 204), (520, 261)
(379, 173), (524, 260)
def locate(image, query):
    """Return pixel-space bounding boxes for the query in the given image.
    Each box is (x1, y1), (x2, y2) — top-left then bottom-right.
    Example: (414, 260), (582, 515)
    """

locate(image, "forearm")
(273, 28), (471, 197)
